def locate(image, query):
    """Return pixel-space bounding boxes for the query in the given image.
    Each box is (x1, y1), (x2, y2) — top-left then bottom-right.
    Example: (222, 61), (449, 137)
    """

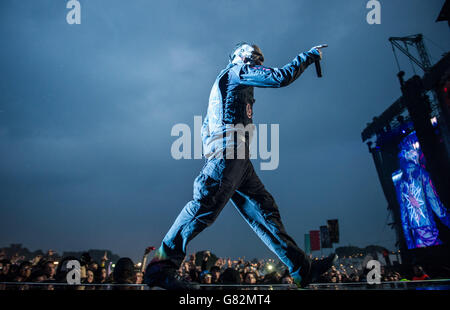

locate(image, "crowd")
(176, 251), (295, 286)
(0, 248), (433, 290)
(317, 255), (406, 283)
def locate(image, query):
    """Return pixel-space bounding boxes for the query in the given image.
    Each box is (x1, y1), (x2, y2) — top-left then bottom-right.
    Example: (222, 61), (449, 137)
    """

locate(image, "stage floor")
(308, 279), (450, 290)
(1, 279), (450, 290)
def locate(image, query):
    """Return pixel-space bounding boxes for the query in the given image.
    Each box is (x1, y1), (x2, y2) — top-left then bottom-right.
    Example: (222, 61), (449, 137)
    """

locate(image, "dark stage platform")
(1, 279), (450, 290)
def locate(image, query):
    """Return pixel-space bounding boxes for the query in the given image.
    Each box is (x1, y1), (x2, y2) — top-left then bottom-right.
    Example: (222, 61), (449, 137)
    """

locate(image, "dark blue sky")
(1, 0), (449, 262)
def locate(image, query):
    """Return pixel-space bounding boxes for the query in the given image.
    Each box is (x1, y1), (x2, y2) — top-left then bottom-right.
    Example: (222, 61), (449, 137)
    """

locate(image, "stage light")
(267, 264), (273, 271)
(53, 261), (59, 265)
(112, 264), (116, 268)
(137, 262), (142, 267)
(430, 117), (437, 126)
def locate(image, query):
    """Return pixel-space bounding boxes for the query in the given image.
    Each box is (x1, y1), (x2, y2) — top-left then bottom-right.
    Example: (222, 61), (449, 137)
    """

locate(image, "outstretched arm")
(236, 47), (322, 88)
(397, 182), (415, 249)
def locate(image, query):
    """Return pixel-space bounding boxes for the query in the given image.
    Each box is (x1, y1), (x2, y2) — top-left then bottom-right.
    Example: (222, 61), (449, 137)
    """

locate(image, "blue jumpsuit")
(154, 48), (321, 277)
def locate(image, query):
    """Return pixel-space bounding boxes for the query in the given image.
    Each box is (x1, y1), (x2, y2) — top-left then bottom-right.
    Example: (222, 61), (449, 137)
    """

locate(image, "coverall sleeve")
(237, 48), (321, 88)
(423, 171), (450, 227)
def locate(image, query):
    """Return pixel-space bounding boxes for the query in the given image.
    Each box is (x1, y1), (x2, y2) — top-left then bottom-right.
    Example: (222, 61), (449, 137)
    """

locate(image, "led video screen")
(392, 132), (450, 249)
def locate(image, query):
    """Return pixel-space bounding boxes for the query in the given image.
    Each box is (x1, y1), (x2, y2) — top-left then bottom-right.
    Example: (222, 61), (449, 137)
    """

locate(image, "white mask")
(231, 44), (264, 65)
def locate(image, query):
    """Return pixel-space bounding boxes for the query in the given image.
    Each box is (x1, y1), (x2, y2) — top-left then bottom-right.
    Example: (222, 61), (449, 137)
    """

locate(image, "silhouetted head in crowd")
(262, 271), (281, 284)
(113, 257), (135, 284)
(84, 269), (95, 284)
(30, 269), (47, 282)
(210, 266), (221, 283)
(413, 265), (426, 277)
(43, 261), (56, 280)
(0, 259), (11, 275)
(80, 252), (92, 267)
(95, 267), (108, 283)
(17, 261), (32, 281)
(88, 261), (99, 271)
(244, 271), (257, 284)
(0, 259), (12, 282)
(220, 268), (241, 284)
(200, 271), (212, 284)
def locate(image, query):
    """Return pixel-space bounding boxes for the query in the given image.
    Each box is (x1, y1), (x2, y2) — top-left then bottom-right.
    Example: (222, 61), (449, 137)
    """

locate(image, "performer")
(144, 42), (336, 289)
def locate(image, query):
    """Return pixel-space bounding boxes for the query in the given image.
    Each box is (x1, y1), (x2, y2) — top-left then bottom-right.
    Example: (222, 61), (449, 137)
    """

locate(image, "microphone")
(315, 60), (322, 78)
(313, 44), (328, 78)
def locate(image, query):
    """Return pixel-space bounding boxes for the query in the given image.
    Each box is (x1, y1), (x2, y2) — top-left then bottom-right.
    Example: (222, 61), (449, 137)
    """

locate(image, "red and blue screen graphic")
(392, 132), (450, 249)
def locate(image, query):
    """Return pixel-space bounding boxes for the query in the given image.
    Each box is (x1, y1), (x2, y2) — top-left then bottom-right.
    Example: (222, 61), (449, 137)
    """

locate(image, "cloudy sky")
(1, 0), (449, 262)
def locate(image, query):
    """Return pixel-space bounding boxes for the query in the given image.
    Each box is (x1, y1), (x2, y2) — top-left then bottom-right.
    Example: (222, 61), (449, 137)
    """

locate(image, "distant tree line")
(1, 244), (121, 263)
(335, 245), (389, 257)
